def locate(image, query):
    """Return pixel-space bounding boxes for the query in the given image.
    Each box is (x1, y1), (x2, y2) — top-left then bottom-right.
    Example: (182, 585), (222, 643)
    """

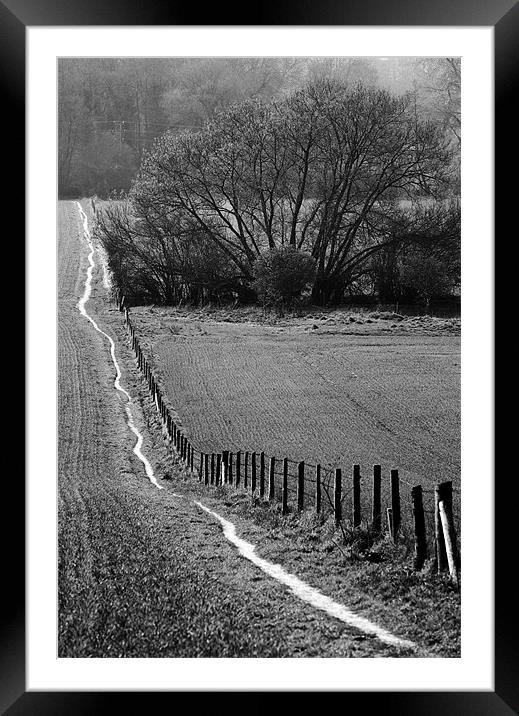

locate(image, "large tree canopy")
(128, 79), (457, 303)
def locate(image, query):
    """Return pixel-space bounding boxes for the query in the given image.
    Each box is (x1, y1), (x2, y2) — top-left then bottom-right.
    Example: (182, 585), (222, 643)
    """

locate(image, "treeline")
(96, 77), (460, 308)
(58, 57), (460, 199)
(59, 57), (371, 197)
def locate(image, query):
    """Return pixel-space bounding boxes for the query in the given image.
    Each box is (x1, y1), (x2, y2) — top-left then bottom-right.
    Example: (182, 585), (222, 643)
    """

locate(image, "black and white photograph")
(57, 55), (462, 659)
(15, 12), (503, 705)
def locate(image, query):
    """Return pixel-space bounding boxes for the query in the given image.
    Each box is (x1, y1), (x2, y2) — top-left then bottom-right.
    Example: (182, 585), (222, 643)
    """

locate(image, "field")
(129, 306), (461, 538)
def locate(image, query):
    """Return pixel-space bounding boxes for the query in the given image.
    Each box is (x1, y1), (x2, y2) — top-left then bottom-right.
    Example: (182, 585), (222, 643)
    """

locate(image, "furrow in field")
(297, 339), (460, 473)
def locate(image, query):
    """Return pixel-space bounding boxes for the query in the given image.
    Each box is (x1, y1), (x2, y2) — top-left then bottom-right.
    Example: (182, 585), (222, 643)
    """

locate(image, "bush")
(400, 254), (454, 311)
(252, 246), (317, 314)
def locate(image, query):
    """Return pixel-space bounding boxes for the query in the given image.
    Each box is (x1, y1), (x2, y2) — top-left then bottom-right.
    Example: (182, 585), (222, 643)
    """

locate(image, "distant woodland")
(58, 57), (460, 199)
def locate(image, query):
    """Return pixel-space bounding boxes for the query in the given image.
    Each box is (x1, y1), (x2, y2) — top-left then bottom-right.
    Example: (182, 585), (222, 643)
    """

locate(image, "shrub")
(400, 254), (453, 311)
(252, 246), (317, 314)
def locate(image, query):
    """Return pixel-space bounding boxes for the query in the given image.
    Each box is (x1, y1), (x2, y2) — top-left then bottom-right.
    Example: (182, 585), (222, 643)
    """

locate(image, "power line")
(92, 119), (199, 130)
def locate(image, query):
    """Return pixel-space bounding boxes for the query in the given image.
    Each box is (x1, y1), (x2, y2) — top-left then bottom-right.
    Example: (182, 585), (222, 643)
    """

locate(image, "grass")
(143, 472), (461, 657)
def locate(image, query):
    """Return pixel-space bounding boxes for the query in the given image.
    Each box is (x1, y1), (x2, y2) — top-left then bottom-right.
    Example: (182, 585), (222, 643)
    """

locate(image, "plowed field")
(130, 309), (461, 535)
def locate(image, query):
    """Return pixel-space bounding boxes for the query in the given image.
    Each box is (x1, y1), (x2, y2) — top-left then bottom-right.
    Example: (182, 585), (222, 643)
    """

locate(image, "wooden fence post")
(199, 453), (204, 481)
(437, 481), (458, 568)
(189, 444), (194, 472)
(235, 451), (241, 487)
(315, 465), (321, 515)
(282, 458), (288, 515)
(216, 454), (222, 487)
(204, 453), (209, 485)
(259, 452), (265, 497)
(334, 468), (342, 525)
(228, 452), (233, 485)
(372, 464), (382, 532)
(297, 461), (305, 511)
(439, 500), (460, 587)
(210, 453), (215, 485)
(251, 452), (257, 493)
(412, 485), (427, 570)
(222, 451), (229, 484)
(434, 482), (450, 572)
(386, 507), (393, 536)
(390, 469), (401, 541)
(353, 464), (361, 528)
(244, 451), (249, 489)
(268, 457), (275, 501)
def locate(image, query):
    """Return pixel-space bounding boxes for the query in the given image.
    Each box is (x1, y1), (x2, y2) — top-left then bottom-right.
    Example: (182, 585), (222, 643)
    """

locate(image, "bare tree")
(116, 78), (458, 305)
(413, 58), (461, 148)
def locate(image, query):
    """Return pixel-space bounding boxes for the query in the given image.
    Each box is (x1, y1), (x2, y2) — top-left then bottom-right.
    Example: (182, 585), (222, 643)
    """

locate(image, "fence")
(115, 289), (460, 585)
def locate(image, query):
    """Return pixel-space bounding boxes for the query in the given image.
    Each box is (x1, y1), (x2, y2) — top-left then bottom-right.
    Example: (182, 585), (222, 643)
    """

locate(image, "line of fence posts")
(121, 299), (205, 482)
(120, 298), (459, 583)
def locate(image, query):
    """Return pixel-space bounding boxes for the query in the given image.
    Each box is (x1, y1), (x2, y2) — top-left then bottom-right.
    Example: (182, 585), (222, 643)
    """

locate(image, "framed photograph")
(9, 0), (508, 710)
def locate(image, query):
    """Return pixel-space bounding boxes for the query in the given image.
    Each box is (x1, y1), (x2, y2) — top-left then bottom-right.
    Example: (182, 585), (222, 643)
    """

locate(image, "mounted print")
(23, 21), (498, 701)
(57, 54), (461, 658)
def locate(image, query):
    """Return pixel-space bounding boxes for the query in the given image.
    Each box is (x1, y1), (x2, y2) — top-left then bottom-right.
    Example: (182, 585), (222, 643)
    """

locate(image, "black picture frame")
(9, 0), (509, 712)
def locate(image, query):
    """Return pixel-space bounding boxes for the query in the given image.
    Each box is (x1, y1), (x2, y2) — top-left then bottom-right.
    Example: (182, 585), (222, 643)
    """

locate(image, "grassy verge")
(175, 481), (461, 657)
